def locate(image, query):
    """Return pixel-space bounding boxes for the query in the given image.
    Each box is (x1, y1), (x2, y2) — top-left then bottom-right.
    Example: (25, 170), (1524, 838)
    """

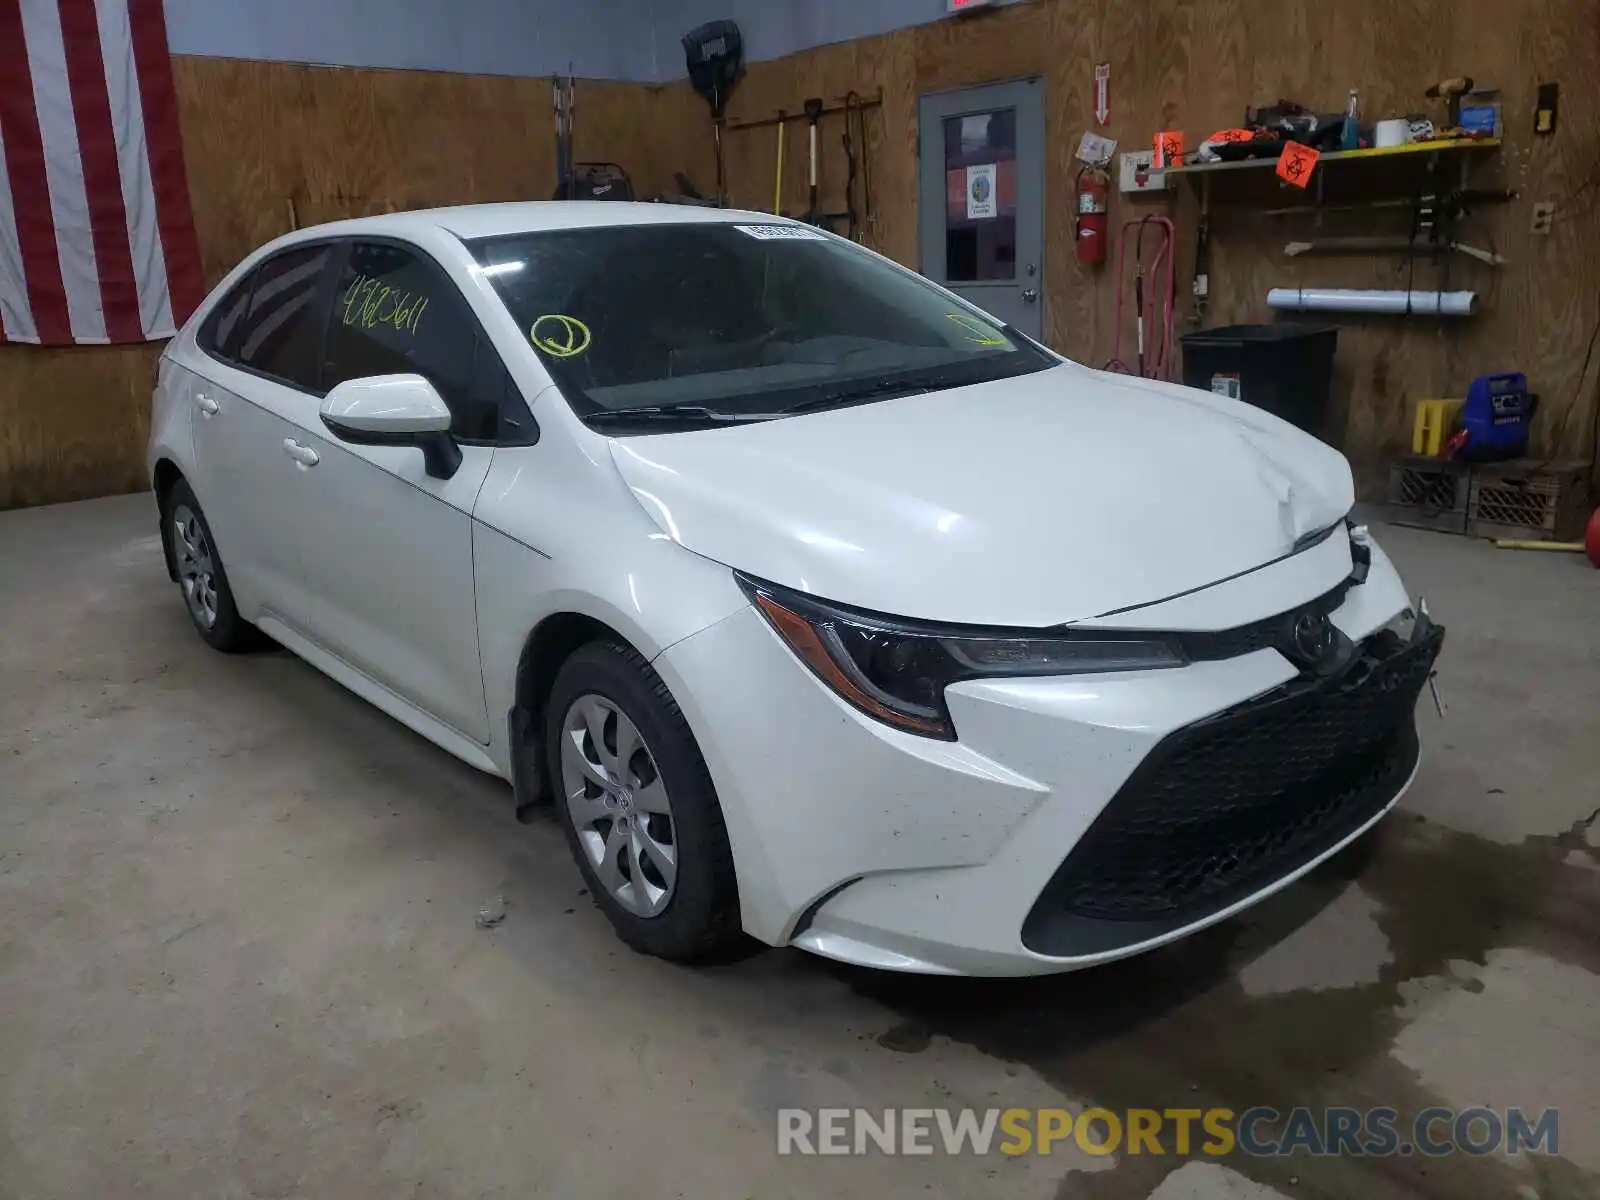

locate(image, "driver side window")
(323, 241), (502, 441)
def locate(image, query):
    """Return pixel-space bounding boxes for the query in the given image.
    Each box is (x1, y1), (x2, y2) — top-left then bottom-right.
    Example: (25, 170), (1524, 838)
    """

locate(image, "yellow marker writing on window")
(946, 312), (1010, 347)
(530, 314), (592, 358)
(340, 274), (428, 335)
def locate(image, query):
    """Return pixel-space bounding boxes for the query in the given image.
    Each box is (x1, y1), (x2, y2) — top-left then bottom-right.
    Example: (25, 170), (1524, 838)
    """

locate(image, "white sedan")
(147, 203), (1443, 976)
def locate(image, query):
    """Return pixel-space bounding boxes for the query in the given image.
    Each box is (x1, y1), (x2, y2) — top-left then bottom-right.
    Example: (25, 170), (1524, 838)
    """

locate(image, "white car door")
(186, 242), (342, 632)
(282, 238), (512, 745)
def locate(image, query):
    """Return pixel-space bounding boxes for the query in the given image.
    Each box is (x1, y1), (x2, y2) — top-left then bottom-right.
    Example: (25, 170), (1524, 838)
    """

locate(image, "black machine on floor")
(683, 19), (745, 204)
(555, 163), (635, 202)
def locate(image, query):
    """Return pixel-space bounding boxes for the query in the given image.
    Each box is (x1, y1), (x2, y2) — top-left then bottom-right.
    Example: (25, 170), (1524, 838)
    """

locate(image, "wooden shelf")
(1165, 137), (1500, 176)
(1171, 138), (1501, 215)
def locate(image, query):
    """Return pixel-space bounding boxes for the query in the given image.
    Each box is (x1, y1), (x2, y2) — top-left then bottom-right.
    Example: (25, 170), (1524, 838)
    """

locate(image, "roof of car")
(318, 202), (786, 242)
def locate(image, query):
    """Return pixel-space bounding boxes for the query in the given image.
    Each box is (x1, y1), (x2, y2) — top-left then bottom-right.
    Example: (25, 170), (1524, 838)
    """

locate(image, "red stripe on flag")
(0, 0), (74, 344)
(128, 0), (202, 325)
(59, 0), (143, 343)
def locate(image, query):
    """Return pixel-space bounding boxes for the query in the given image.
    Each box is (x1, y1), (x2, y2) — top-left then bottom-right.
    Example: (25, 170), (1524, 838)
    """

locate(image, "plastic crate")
(1467, 461), (1591, 541)
(1386, 455), (1471, 534)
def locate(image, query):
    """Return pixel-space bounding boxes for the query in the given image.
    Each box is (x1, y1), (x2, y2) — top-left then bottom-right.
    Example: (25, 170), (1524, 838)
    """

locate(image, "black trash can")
(1180, 323), (1339, 436)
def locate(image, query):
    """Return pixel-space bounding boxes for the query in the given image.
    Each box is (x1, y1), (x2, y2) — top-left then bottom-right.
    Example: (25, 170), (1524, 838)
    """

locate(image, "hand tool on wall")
(772, 110), (786, 214)
(551, 69), (575, 200)
(1260, 188), (1518, 219)
(725, 93), (883, 218)
(803, 97), (824, 225)
(844, 90), (874, 242)
(839, 101), (861, 239)
(799, 97), (859, 235)
(1284, 237), (1507, 267)
(1191, 213), (1212, 323)
(551, 77), (563, 198)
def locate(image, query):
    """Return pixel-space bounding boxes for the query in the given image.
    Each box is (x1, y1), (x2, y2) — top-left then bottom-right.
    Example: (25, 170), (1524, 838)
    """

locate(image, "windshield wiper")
(785, 379), (934, 414)
(583, 404), (773, 426)
(784, 373), (976, 415)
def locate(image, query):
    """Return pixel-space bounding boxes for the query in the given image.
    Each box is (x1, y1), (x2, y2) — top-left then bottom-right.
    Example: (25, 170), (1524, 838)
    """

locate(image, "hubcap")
(560, 695), (677, 918)
(172, 504), (219, 630)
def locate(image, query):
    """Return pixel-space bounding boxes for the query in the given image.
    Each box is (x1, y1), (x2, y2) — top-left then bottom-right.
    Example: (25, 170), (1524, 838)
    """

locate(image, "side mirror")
(320, 374), (462, 480)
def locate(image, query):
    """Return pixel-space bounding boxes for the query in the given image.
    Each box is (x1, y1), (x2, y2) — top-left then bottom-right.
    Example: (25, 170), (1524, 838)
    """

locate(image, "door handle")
(282, 439), (320, 468)
(195, 393), (220, 416)
(1021, 288), (1039, 303)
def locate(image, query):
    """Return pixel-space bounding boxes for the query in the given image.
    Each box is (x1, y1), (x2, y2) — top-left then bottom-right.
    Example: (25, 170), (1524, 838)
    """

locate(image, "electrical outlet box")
(1119, 150), (1170, 194)
(1530, 202), (1555, 235)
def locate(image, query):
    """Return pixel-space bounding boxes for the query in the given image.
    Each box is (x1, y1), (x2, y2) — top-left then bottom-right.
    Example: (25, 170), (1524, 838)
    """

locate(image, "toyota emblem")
(1290, 611), (1337, 666)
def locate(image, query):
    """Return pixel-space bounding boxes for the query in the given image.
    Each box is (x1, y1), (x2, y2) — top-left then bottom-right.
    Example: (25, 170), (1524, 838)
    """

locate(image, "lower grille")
(1022, 624), (1443, 957)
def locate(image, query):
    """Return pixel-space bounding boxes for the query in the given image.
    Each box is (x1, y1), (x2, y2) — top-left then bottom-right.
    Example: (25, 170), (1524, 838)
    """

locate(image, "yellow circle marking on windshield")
(946, 312), (1010, 347)
(530, 314), (592, 358)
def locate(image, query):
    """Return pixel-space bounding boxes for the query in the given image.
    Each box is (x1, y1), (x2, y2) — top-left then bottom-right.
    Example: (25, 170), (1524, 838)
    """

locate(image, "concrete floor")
(2, 494), (1597, 1200)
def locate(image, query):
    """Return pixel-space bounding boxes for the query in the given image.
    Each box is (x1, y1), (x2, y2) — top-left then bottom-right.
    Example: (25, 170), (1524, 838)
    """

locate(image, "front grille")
(1022, 625), (1443, 956)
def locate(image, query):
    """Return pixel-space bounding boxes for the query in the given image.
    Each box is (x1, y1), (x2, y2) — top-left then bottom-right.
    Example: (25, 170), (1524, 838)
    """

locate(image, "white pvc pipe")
(1267, 288), (1478, 316)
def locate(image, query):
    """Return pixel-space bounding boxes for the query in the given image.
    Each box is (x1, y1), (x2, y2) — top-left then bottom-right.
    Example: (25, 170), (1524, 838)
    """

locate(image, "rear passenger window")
(198, 273), (253, 358)
(232, 244), (337, 390)
(322, 242), (499, 441)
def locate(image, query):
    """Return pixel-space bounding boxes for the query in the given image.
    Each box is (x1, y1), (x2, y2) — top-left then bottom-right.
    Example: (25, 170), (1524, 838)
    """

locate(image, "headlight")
(738, 575), (1186, 739)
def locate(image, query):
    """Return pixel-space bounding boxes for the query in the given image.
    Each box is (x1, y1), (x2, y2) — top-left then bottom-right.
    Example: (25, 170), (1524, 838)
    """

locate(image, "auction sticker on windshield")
(529, 314), (592, 358)
(734, 224), (828, 241)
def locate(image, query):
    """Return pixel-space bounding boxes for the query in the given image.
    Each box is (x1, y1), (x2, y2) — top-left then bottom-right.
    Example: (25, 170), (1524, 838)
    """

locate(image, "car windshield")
(466, 222), (1054, 428)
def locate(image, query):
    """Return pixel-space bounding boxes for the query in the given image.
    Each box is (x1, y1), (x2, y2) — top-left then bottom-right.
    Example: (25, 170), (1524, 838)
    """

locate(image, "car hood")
(607, 362), (1355, 627)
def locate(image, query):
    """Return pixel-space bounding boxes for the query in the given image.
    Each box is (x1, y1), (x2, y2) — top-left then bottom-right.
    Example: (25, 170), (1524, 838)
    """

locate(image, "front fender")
(471, 506), (751, 782)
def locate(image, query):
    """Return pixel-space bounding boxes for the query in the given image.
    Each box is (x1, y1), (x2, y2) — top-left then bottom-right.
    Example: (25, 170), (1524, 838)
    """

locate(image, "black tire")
(544, 640), (746, 963)
(160, 479), (256, 653)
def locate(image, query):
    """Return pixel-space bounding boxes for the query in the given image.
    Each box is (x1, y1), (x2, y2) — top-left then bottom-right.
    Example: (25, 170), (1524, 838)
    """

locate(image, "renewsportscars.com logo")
(776, 1106), (1560, 1158)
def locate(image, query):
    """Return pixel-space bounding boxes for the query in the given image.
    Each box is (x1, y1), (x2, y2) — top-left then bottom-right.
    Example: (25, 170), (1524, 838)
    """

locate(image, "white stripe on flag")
(0, 117), (40, 342)
(22, 0), (109, 344)
(96, 0), (172, 339)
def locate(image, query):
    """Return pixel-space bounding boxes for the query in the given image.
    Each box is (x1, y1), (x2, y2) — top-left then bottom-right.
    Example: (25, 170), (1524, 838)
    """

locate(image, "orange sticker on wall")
(1276, 142), (1321, 188)
(1153, 131), (1186, 169)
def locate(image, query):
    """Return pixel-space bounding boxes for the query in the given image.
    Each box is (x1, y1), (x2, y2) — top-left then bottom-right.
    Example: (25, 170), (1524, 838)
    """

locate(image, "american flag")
(0, 0), (203, 345)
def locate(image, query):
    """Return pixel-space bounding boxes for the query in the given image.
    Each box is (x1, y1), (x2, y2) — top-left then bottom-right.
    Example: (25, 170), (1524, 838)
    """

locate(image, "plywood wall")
(0, 58), (675, 509)
(7, 4), (1598, 508)
(691, 0), (1600, 491)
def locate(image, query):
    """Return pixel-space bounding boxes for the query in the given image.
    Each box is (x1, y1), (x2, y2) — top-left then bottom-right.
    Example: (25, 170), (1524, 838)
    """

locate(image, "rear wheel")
(545, 641), (744, 963)
(163, 480), (255, 652)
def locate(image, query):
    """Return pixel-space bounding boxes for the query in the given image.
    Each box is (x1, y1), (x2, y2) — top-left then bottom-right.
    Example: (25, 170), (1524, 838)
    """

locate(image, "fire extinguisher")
(1076, 168), (1109, 265)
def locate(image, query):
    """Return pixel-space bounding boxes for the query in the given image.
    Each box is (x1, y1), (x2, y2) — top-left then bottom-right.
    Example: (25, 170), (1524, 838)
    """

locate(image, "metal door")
(918, 78), (1045, 340)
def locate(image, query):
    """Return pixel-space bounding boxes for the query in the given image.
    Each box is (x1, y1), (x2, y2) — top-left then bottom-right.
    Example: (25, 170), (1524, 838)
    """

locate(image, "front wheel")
(545, 641), (745, 963)
(162, 480), (256, 652)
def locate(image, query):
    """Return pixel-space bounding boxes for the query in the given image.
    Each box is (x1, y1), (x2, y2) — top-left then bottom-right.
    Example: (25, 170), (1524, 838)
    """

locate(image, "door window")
(231, 244), (338, 389)
(943, 109), (1017, 282)
(198, 273), (253, 359)
(323, 242), (499, 441)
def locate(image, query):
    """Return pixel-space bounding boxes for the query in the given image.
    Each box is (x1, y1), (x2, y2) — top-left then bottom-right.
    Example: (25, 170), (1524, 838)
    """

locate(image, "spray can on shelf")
(1341, 89), (1360, 150)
